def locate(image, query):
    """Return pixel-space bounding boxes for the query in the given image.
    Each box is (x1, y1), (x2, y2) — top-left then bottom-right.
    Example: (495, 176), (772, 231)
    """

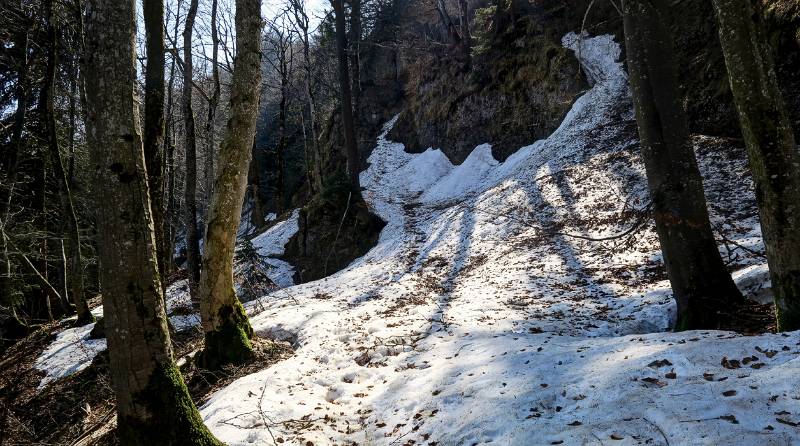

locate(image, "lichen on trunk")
(83, 0), (222, 443)
(712, 0), (800, 331)
(197, 0), (263, 370)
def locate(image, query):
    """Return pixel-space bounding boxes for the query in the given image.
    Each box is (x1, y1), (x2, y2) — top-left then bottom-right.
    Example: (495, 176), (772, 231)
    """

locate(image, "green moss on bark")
(197, 300), (254, 371)
(75, 311), (96, 327)
(117, 363), (223, 446)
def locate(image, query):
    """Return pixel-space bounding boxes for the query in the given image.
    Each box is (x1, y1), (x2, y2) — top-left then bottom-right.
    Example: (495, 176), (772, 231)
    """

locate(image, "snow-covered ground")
(248, 208), (300, 288)
(198, 33), (800, 445)
(34, 306), (105, 389)
(33, 211), (303, 387)
(33, 32), (800, 444)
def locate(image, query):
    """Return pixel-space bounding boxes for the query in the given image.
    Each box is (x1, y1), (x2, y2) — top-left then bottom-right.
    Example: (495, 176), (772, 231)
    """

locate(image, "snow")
(34, 321), (106, 389)
(249, 209), (300, 288)
(420, 143), (498, 203)
(199, 32), (798, 445)
(33, 210), (302, 389)
(31, 31), (800, 444)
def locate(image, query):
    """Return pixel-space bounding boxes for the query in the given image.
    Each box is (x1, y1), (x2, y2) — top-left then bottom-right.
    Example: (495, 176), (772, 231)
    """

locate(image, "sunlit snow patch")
(34, 322), (106, 389)
(249, 208), (300, 288)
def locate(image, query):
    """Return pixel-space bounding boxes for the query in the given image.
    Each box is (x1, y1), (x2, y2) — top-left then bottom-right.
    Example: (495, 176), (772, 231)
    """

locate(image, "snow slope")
(200, 33), (799, 446)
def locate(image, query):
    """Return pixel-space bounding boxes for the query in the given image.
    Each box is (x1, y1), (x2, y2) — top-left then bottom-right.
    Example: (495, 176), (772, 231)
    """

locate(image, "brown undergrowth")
(0, 317), (292, 445)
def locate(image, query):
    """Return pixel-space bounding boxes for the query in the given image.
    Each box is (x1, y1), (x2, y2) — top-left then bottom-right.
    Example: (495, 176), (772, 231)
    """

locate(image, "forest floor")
(11, 33), (800, 445)
(0, 289), (292, 445)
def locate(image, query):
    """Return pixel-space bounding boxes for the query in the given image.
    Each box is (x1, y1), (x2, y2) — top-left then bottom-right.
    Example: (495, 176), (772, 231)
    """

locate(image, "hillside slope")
(194, 33), (799, 445)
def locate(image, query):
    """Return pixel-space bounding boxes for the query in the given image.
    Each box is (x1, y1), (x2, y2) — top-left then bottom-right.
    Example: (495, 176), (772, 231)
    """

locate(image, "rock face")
(359, 0), (799, 163)
(387, 0), (596, 163)
(283, 0), (799, 283)
(284, 177), (386, 284)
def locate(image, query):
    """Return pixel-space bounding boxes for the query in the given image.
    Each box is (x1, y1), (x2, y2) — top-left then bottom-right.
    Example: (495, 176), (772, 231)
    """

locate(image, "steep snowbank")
(199, 33), (796, 446)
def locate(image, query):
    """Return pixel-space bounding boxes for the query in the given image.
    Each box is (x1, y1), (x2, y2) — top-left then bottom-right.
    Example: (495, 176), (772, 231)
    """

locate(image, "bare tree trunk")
(143, 0), (168, 291)
(0, 27), (30, 317)
(435, 0), (460, 44)
(289, 0), (322, 193)
(68, 68), (77, 187)
(712, 0), (800, 331)
(248, 145), (266, 229)
(349, 0), (361, 116)
(204, 0), (221, 217)
(196, 0), (263, 370)
(4, 237), (60, 320)
(331, 0), (361, 190)
(622, 0), (743, 330)
(42, 0), (93, 324)
(164, 135), (177, 276)
(83, 1), (223, 443)
(182, 0), (202, 305)
(458, 0), (471, 70)
(162, 0), (183, 278)
(276, 55), (289, 213)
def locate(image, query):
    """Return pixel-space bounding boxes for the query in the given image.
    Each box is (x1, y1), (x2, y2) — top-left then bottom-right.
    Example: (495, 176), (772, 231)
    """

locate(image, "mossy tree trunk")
(183, 0), (202, 305)
(143, 0), (168, 293)
(197, 0), (263, 371)
(331, 0), (361, 190)
(41, 0), (93, 324)
(622, 0), (743, 330)
(83, 1), (223, 444)
(712, 0), (800, 332)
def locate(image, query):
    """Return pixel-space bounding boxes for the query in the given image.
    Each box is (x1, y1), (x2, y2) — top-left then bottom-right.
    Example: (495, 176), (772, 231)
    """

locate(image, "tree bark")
(42, 0), (94, 324)
(143, 0), (168, 292)
(197, 0), (262, 370)
(162, 0), (183, 278)
(1, 26), (30, 316)
(68, 67), (77, 187)
(712, 0), (800, 331)
(248, 144), (266, 229)
(83, 1), (223, 443)
(435, 0), (460, 44)
(290, 0), (322, 194)
(203, 0), (221, 219)
(276, 51), (289, 213)
(331, 0), (361, 190)
(622, 0), (743, 330)
(458, 0), (471, 70)
(182, 0), (202, 305)
(348, 0), (362, 116)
